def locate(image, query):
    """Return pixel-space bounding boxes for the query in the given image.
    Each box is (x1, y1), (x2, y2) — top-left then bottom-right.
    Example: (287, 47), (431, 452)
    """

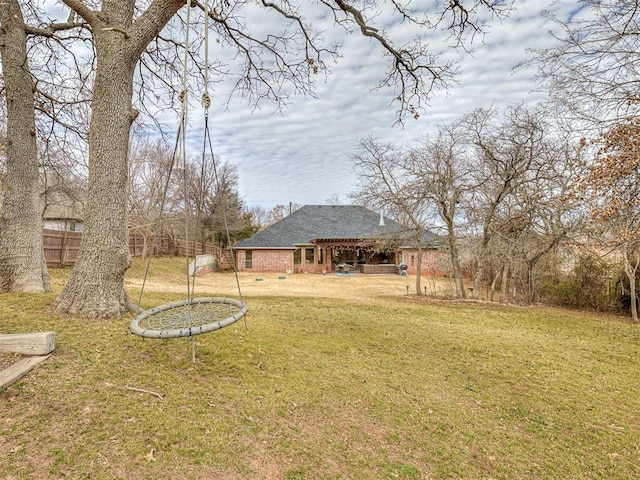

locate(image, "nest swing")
(130, 0), (246, 349)
(130, 297), (247, 339)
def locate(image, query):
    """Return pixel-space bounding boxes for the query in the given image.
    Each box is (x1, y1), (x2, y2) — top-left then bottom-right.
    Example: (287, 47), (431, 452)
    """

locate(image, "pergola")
(311, 237), (397, 273)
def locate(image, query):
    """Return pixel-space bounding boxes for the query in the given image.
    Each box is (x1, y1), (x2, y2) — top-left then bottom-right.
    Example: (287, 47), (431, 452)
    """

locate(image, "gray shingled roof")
(235, 205), (439, 249)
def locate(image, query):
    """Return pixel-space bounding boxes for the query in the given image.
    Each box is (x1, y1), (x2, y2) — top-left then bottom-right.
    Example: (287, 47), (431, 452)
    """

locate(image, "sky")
(187, 0), (587, 211)
(44, 0), (586, 212)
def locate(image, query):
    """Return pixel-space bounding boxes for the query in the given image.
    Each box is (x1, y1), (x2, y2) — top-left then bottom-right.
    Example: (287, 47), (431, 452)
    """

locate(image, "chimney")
(379, 210), (386, 227)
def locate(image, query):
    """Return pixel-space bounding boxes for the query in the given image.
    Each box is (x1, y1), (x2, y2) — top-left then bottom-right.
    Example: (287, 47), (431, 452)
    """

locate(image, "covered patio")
(312, 238), (398, 274)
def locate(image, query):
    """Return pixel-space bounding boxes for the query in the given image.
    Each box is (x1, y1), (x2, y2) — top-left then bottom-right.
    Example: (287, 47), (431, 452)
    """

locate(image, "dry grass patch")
(1, 259), (639, 479)
(124, 257), (458, 302)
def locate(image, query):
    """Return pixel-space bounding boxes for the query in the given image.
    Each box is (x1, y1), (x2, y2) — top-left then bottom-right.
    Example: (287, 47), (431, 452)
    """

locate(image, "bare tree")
(0, 1), (51, 293)
(459, 103), (584, 304)
(510, 135), (579, 304)
(51, 0), (187, 317)
(350, 138), (436, 296)
(128, 137), (178, 258)
(408, 120), (472, 298)
(535, 0), (640, 126)
(326, 193), (343, 205)
(463, 105), (549, 300)
(247, 205), (271, 231)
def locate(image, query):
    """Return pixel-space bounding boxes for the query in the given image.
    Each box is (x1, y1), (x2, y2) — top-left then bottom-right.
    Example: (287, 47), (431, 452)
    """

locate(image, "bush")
(539, 254), (619, 312)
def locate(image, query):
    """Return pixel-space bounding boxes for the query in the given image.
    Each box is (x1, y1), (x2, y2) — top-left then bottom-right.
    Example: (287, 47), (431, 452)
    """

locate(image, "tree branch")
(60, 0), (101, 27)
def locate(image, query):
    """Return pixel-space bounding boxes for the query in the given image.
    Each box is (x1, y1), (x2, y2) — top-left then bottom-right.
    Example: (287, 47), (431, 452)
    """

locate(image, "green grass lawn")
(1, 263), (639, 479)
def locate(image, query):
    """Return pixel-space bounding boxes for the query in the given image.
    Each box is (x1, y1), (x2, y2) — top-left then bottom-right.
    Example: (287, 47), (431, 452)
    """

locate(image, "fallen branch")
(124, 385), (164, 400)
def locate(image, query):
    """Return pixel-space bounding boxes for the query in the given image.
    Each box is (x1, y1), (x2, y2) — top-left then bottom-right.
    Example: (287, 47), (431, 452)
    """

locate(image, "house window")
(305, 248), (314, 264)
(411, 254), (415, 267)
(245, 249), (253, 269)
(69, 221), (76, 232)
(294, 248), (302, 265)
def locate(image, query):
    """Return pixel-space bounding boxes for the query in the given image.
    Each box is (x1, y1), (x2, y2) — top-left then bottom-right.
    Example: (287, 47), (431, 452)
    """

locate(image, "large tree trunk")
(54, 30), (137, 317)
(53, 0), (184, 317)
(0, 1), (51, 293)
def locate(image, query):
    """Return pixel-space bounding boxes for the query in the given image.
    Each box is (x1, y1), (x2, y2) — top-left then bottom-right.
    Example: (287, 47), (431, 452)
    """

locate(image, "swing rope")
(199, 0), (245, 317)
(130, 1), (247, 345)
(136, 0), (192, 310)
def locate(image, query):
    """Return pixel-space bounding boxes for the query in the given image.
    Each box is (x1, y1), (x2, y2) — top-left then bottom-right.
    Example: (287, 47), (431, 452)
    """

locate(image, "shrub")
(539, 254), (619, 312)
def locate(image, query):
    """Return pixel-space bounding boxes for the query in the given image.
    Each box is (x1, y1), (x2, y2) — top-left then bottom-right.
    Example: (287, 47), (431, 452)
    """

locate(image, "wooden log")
(0, 354), (51, 391)
(0, 332), (55, 355)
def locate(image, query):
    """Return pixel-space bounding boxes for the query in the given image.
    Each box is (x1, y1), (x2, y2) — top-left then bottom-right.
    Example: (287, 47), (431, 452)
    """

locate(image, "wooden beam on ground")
(0, 332), (56, 355)
(0, 354), (51, 391)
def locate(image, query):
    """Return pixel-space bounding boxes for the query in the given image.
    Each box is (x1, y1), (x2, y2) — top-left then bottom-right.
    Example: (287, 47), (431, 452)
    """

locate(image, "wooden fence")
(43, 230), (82, 268)
(44, 230), (230, 268)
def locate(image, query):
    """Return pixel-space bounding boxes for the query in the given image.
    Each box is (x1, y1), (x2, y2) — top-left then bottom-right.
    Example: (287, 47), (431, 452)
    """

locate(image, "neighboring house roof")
(0, 175), (85, 222)
(42, 185), (85, 222)
(42, 203), (84, 222)
(235, 204), (439, 249)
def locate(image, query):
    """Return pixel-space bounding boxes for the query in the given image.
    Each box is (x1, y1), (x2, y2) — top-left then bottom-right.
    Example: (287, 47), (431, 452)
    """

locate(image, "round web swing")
(130, 297), (247, 339)
(130, 1), (247, 346)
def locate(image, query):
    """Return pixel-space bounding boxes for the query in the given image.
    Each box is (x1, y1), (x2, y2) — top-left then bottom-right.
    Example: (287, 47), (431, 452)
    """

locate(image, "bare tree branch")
(533, 0), (640, 126)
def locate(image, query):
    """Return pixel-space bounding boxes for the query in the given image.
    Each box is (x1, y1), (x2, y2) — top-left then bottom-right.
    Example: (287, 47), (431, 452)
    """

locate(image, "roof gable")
(235, 205), (437, 249)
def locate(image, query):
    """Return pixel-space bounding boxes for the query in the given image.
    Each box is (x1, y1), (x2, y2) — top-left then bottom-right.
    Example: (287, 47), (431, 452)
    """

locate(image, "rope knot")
(201, 92), (211, 109)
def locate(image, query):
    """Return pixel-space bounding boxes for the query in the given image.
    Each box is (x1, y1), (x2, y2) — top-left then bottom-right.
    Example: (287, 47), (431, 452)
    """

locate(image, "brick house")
(234, 205), (448, 275)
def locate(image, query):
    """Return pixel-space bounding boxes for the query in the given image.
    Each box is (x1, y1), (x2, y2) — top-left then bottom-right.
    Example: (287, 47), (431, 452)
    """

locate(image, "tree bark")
(489, 268), (499, 302)
(54, 0), (184, 317)
(500, 264), (509, 304)
(0, 0), (51, 293)
(54, 0), (184, 318)
(53, 30), (135, 317)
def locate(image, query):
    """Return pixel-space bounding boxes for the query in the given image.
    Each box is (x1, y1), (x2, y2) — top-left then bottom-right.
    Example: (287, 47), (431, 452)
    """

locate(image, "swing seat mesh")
(130, 297), (247, 339)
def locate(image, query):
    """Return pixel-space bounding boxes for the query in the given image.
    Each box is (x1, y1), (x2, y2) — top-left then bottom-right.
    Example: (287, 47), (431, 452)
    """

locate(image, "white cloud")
(179, 0), (578, 209)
